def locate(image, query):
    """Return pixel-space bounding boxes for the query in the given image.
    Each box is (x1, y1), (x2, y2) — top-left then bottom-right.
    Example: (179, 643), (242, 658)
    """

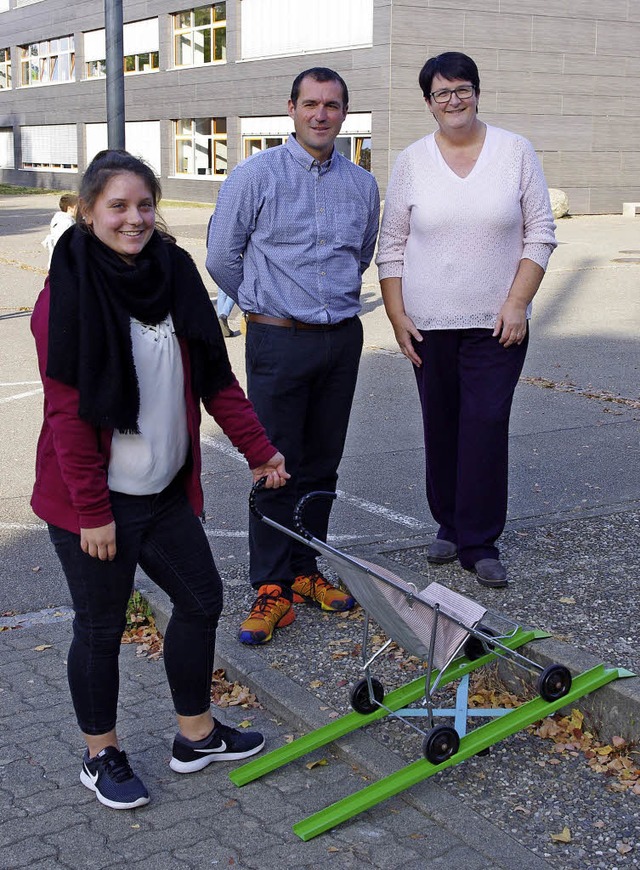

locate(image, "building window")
(240, 114), (373, 171)
(0, 128), (15, 168)
(174, 118), (227, 176)
(85, 20), (159, 79)
(20, 37), (75, 86)
(124, 52), (159, 74)
(243, 136), (286, 158)
(86, 121), (161, 175)
(0, 49), (11, 89)
(173, 4), (226, 67)
(21, 124), (77, 170)
(336, 136), (372, 172)
(240, 0), (373, 61)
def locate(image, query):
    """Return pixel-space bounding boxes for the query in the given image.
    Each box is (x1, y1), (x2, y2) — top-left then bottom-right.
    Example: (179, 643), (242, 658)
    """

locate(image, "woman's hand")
(251, 452), (290, 489)
(81, 522), (117, 561)
(495, 259), (545, 347)
(493, 298), (528, 347)
(380, 277), (423, 366)
(391, 313), (423, 366)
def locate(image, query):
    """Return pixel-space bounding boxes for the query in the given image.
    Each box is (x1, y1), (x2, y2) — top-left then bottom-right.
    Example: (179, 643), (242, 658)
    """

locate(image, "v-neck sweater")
(376, 124), (557, 330)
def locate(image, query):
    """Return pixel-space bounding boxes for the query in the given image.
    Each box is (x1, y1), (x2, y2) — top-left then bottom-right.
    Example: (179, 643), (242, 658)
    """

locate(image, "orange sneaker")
(238, 584), (295, 645)
(291, 572), (355, 612)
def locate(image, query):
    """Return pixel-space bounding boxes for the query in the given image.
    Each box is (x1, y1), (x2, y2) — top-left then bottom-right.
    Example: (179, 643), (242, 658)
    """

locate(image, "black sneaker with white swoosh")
(169, 719), (265, 773)
(80, 746), (150, 809)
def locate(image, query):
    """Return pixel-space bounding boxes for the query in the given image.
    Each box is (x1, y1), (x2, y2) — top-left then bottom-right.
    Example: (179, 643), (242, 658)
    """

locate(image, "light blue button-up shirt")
(206, 134), (380, 324)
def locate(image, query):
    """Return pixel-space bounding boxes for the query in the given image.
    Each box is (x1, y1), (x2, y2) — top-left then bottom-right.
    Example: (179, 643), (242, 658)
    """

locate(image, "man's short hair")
(290, 67), (349, 107)
(59, 193), (78, 212)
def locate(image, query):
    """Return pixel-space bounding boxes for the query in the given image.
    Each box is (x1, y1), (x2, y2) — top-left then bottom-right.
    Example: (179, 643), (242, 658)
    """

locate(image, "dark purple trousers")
(412, 327), (528, 569)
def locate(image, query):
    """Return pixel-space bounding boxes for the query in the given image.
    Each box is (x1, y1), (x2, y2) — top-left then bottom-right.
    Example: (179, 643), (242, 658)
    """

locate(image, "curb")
(354, 546), (640, 745)
(143, 582), (554, 870)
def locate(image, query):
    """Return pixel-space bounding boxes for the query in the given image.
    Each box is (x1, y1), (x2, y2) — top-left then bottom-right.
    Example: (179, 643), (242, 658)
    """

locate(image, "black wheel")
(422, 725), (460, 765)
(537, 664), (572, 702)
(349, 678), (384, 714)
(464, 625), (498, 661)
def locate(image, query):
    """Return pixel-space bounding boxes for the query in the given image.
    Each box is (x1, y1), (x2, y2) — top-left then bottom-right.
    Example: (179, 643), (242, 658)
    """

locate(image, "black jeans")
(49, 477), (222, 735)
(246, 317), (363, 590)
(413, 327), (529, 568)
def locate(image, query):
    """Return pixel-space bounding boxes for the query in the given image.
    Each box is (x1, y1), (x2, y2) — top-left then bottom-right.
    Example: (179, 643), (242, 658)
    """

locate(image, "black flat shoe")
(473, 558), (508, 588)
(426, 539), (458, 564)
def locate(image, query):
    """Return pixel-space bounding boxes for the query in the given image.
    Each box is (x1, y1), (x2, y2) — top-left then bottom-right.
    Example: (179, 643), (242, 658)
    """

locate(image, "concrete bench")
(622, 202), (640, 217)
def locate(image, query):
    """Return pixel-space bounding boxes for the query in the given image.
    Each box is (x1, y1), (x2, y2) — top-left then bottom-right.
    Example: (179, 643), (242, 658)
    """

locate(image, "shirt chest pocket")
(334, 201), (368, 249)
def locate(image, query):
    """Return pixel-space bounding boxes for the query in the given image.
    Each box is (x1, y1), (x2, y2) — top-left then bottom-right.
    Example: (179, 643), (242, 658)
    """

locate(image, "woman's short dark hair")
(418, 52), (480, 100)
(290, 67), (349, 107)
(79, 149), (162, 215)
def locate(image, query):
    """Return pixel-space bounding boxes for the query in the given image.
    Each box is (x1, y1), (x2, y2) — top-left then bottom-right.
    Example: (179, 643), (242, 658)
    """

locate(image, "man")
(207, 67), (380, 645)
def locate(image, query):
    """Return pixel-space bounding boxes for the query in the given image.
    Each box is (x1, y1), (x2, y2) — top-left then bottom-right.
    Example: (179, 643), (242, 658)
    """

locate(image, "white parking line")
(2, 436), (424, 541)
(0, 521), (46, 531)
(201, 434), (427, 530)
(334, 490), (427, 530)
(0, 388), (42, 404)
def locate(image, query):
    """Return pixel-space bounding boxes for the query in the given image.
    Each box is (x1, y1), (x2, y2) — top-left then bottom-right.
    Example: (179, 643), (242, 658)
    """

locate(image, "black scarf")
(46, 226), (233, 433)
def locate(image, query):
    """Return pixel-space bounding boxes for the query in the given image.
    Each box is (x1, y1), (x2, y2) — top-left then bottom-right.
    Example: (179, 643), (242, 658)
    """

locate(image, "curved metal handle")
(249, 477), (267, 520)
(293, 490), (337, 539)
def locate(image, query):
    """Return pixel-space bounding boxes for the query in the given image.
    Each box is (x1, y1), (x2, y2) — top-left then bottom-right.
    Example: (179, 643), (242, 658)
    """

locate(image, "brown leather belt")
(246, 313), (353, 331)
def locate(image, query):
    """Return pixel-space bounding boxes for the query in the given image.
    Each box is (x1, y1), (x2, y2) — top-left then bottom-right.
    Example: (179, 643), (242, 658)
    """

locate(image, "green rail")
(230, 627), (546, 787)
(292, 664), (634, 841)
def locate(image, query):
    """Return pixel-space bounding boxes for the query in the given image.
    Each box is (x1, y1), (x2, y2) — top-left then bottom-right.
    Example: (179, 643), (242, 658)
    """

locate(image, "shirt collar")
(285, 134), (335, 173)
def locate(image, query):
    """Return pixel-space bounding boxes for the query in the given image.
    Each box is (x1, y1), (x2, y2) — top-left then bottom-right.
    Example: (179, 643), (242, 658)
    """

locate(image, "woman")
(377, 52), (556, 588)
(31, 150), (288, 809)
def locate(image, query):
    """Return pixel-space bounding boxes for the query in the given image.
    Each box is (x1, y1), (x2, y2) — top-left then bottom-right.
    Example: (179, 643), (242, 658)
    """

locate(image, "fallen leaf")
(327, 846), (340, 853)
(550, 827), (572, 843)
(306, 759), (328, 769)
(33, 644), (52, 651)
(558, 596), (576, 605)
(284, 735), (295, 744)
(131, 823), (140, 829)
(617, 843), (633, 855)
(237, 720), (252, 729)
(309, 680), (323, 689)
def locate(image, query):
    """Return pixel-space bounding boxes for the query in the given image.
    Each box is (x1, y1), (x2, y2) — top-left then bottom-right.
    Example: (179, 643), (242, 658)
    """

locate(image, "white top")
(376, 124), (557, 330)
(108, 314), (189, 495)
(42, 212), (75, 266)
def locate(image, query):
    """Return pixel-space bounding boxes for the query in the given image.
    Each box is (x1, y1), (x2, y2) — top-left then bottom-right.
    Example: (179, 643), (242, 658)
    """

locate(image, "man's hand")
(80, 522), (117, 561)
(251, 452), (290, 489)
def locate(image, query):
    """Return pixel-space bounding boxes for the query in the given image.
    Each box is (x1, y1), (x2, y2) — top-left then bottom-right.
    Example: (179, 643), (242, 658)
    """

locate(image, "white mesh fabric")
(323, 554), (486, 669)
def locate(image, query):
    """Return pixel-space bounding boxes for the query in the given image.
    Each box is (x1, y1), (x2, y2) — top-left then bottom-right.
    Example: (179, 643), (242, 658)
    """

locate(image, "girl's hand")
(251, 452), (290, 489)
(80, 522), (117, 561)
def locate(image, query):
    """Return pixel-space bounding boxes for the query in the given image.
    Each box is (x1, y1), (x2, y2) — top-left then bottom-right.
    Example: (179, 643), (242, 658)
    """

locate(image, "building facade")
(1, 0), (639, 213)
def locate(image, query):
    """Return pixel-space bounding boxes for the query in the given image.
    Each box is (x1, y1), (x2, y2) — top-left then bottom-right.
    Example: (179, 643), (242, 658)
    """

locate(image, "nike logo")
(84, 766), (99, 785)
(193, 740), (227, 754)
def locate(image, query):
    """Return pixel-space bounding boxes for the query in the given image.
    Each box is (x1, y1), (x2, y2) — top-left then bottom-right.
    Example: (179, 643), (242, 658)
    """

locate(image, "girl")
(31, 149), (288, 810)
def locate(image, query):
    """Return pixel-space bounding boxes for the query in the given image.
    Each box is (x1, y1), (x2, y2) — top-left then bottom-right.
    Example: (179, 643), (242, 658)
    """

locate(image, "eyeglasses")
(430, 85), (475, 104)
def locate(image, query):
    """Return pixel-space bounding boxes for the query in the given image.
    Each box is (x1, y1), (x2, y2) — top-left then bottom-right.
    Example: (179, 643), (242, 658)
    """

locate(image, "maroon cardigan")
(31, 279), (277, 534)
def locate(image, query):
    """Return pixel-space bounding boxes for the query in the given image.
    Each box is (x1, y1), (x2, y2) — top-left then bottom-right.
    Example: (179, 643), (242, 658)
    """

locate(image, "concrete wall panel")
(464, 13), (532, 52)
